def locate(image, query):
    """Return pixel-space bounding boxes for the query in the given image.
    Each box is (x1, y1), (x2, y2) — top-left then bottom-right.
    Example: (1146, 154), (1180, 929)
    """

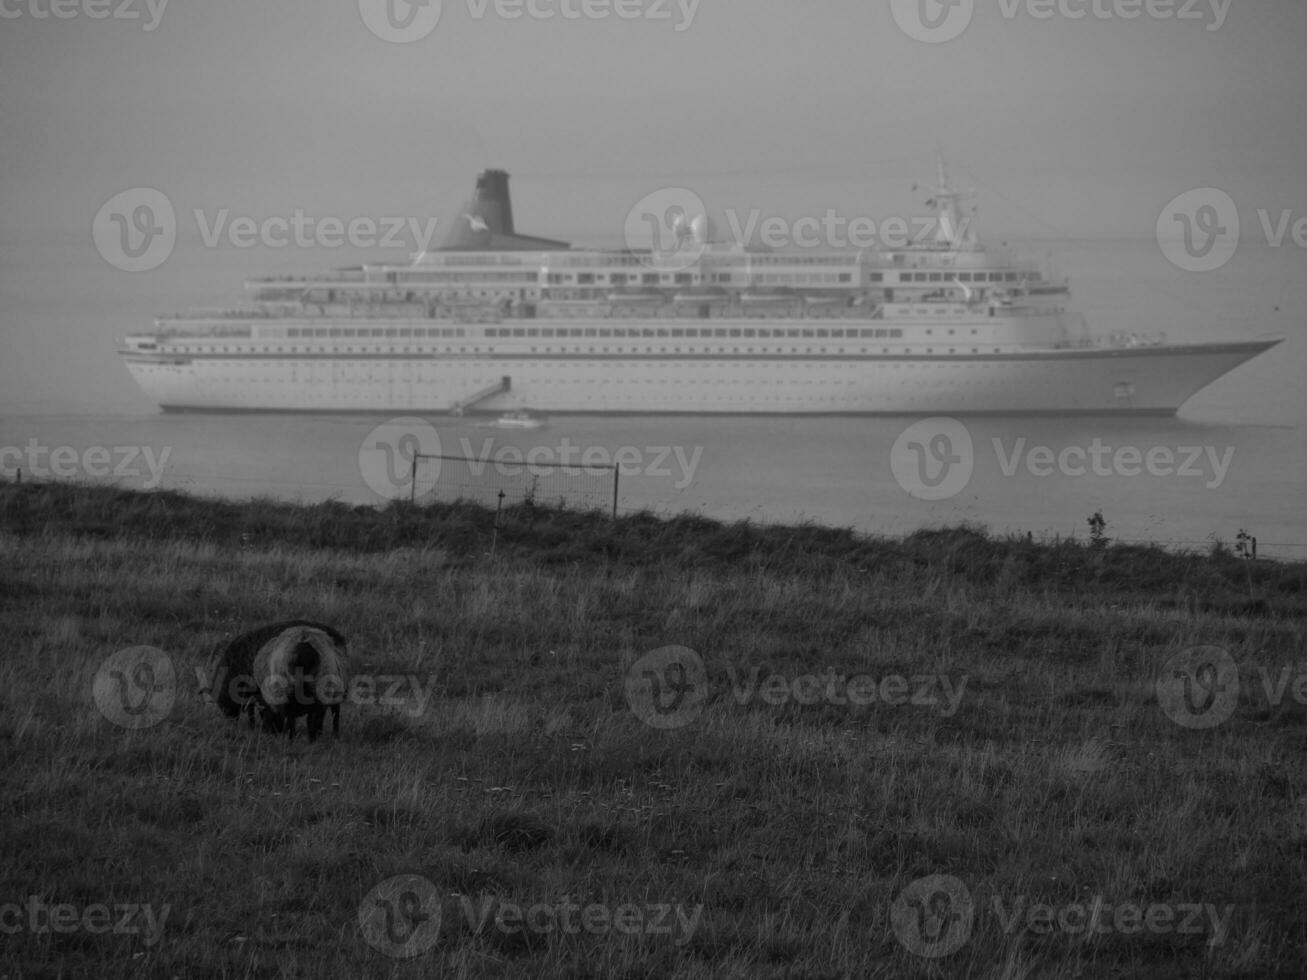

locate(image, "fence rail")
(408, 452), (619, 518)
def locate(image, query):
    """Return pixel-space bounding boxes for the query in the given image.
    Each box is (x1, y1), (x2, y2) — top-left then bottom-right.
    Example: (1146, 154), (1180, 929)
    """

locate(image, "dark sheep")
(206, 620), (350, 741)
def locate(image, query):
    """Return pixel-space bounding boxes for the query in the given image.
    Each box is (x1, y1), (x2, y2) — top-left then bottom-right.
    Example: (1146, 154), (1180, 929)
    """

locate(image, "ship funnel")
(473, 169), (515, 235)
(437, 169), (570, 252)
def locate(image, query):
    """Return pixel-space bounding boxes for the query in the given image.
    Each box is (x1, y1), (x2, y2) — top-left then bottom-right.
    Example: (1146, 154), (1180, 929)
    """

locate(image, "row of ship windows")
(189, 337), (920, 355)
(258, 326), (937, 342)
(190, 377), (985, 386)
(147, 346), (1007, 361)
(387, 268), (1029, 284)
(396, 254), (861, 274)
(147, 363), (1011, 382)
(490, 326), (990, 339)
(389, 271), (858, 286)
(484, 327), (916, 339)
(283, 327), (467, 338)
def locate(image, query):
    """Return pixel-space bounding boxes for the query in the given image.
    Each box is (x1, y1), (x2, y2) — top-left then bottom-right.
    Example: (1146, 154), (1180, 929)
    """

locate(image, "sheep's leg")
(332, 704), (341, 738)
(286, 714), (297, 741)
(306, 707), (324, 743)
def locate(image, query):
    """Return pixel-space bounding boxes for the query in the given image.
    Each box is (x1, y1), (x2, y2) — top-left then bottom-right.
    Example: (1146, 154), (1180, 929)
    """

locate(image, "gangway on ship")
(450, 376), (511, 415)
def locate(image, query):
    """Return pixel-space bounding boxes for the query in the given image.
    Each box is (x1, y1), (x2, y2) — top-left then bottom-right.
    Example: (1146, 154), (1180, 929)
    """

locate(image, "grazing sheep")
(208, 620), (350, 741)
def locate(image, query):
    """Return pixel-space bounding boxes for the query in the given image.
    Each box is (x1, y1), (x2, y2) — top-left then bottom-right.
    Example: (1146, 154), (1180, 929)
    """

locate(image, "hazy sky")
(3, 0), (1306, 236)
(2, 0), (1306, 408)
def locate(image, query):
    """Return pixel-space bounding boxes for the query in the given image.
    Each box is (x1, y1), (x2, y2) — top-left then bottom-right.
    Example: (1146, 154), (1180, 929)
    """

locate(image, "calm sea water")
(2, 237), (1304, 557)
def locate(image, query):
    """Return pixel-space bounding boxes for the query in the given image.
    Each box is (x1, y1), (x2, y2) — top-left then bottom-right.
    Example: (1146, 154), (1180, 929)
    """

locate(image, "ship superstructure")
(118, 165), (1280, 415)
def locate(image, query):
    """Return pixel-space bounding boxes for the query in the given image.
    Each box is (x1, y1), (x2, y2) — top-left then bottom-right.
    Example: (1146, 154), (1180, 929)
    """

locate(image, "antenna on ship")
(925, 150), (977, 249)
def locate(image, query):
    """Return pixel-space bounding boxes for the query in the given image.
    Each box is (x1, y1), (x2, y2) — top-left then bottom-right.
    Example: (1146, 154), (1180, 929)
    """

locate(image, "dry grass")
(1, 480), (1305, 978)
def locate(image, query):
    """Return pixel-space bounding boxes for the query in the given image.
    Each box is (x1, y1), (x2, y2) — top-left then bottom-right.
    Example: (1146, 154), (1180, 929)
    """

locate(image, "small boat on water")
(485, 410), (545, 430)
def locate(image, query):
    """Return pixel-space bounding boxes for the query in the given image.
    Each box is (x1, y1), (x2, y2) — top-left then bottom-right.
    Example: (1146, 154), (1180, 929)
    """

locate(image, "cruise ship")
(118, 165), (1281, 415)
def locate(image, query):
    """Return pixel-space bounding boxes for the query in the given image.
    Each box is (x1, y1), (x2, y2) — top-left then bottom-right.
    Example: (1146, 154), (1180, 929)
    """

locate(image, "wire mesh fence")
(409, 453), (619, 517)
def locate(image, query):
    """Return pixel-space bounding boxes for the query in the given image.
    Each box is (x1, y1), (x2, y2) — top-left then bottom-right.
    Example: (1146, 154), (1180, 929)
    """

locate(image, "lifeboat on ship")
(740, 286), (797, 304)
(672, 285), (730, 305)
(607, 288), (666, 305)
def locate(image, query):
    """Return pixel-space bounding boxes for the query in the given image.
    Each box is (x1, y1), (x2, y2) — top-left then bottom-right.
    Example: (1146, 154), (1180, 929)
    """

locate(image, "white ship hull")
(121, 339), (1277, 416)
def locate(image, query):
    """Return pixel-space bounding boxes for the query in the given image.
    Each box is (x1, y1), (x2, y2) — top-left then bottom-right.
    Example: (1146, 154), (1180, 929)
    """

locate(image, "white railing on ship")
(1060, 333), (1168, 350)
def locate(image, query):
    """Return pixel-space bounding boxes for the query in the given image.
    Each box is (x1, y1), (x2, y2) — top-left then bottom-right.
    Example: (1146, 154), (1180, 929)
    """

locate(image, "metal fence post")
(611, 464), (619, 520)
(409, 453), (418, 504)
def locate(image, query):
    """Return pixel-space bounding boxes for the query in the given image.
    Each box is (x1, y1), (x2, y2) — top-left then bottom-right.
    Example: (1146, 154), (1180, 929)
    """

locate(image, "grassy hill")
(2, 479), (1305, 978)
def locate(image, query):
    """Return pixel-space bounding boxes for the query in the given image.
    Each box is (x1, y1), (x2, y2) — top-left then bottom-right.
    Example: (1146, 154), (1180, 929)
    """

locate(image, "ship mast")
(926, 152), (976, 249)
